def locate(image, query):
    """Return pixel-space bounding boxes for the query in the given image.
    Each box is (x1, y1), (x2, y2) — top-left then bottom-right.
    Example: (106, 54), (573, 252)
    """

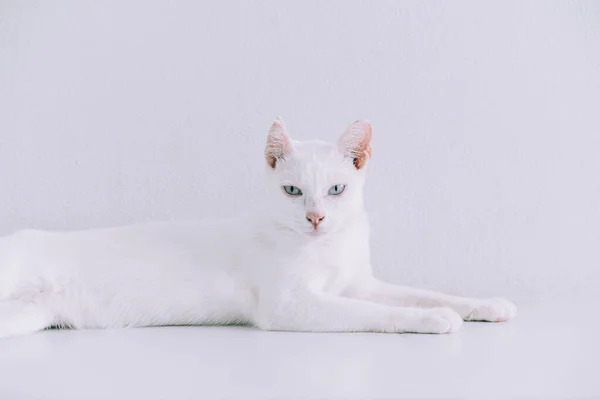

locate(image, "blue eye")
(283, 185), (303, 196)
(328, 184), (346, 195)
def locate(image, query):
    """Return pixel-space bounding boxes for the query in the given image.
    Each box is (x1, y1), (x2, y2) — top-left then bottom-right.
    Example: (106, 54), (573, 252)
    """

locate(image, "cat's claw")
(416, 307), (463, 334)
(464, 297), (517, 322)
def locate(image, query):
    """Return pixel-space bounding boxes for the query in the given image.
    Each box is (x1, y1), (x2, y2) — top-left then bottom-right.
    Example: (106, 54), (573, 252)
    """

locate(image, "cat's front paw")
(464, 298), (517, 322)
(416, 307), (463, 334)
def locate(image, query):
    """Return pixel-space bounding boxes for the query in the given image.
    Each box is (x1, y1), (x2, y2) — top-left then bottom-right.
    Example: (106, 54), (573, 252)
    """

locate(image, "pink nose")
(306, 211), (325, 229)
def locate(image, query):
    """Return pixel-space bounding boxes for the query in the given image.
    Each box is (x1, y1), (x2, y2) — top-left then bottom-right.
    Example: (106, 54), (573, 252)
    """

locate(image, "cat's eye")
(283, 185), (303, 196)
(328, 184), (346, 196)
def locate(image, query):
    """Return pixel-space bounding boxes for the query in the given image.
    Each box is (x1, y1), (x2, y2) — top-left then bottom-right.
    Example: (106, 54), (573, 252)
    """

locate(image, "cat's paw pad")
(418, 307), (463, 334)
(465, 298), (517, 322)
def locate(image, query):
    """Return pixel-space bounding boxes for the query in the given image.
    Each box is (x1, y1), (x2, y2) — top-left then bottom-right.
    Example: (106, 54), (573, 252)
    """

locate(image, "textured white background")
(1, 1), (599, 302)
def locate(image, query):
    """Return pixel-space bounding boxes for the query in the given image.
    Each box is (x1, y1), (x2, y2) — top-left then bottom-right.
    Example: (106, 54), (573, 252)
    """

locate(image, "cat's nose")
(306, 211), (325, 229)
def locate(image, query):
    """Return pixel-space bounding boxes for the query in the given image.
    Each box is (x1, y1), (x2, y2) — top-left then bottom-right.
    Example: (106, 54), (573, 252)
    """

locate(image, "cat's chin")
(302, 230), (328, 239)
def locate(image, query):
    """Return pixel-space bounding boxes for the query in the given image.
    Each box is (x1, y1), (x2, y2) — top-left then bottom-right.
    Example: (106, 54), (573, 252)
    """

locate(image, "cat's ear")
(265, 117), (293, 169)
(339, 120), (372, 169)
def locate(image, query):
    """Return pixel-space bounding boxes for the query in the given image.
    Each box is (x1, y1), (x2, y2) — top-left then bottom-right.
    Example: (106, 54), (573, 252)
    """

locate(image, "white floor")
(1, 298), (598, 400)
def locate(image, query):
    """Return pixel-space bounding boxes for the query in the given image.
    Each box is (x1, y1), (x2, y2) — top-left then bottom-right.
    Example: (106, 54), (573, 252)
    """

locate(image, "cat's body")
(0, 119), (516, 339)
(0, 214), (369, 333)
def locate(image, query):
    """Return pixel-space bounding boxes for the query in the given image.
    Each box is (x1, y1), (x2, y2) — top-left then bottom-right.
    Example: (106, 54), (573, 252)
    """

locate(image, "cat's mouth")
(275, 223), (328, 238)
(303, 229), (328, 238)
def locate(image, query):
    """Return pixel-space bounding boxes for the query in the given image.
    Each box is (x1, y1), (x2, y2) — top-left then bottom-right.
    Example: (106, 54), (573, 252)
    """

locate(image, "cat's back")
(3, 217), (249, 245)
(0, 217), (256, 277)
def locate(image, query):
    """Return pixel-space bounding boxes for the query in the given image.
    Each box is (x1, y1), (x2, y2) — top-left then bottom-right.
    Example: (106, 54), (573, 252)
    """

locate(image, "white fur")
(0, 119), (516, 338)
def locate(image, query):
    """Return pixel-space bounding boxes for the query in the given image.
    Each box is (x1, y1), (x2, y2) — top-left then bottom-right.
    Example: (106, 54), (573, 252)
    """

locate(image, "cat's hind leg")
(0, 300), (54, 339)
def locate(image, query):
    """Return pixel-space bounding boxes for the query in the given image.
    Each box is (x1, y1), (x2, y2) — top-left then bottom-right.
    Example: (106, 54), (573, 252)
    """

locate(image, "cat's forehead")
(291, 139), (338, 161)
(290, 140), (349, 175)
(277, 139), (356, 184)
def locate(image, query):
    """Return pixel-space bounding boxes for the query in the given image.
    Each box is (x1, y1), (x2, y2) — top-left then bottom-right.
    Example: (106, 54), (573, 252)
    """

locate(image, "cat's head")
(264, 117), (371, 237)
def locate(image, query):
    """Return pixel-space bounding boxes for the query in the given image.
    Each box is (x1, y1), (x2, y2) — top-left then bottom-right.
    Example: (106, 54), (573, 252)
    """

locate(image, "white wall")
(1, 1), (599, 302)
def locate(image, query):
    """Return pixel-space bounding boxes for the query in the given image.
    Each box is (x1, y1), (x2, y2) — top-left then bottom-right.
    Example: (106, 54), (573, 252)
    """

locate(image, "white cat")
(0, 118), (516, 339)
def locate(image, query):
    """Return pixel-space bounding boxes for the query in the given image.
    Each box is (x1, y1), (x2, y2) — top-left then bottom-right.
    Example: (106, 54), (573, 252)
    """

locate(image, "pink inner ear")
(353, 130), (372, 169)
(341, 120), (372, 170)
(265, 119), (290, 168)
(265, 135), (284, 168)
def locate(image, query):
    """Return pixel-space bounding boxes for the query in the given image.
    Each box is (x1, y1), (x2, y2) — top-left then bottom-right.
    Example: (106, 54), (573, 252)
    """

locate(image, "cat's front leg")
(344, 278), (517, 322)
(255, 290), (463, 334)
